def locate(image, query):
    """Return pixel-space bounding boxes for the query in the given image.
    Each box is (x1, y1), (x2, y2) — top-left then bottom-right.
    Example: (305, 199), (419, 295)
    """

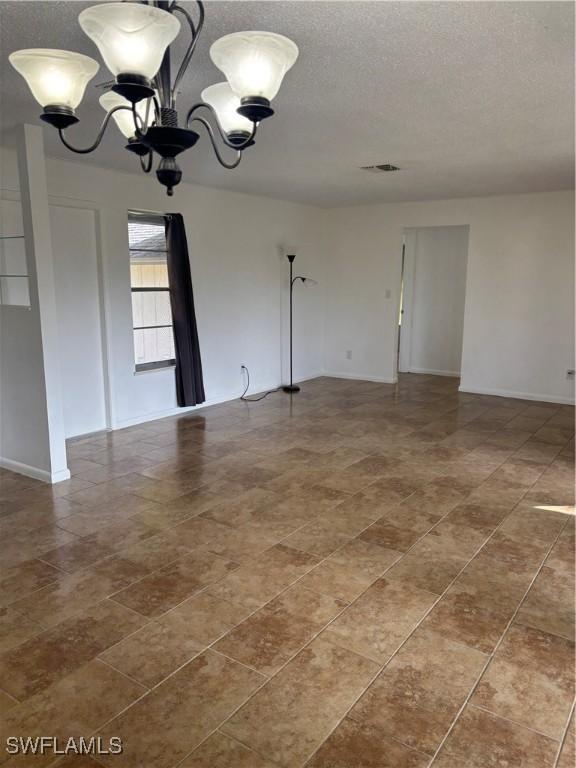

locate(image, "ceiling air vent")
(361, 163), (401, 173)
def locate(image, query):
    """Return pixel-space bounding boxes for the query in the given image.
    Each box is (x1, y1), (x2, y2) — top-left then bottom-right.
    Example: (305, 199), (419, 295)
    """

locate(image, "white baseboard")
(324, 371), (397, 384)
(110, 371), (325, 431)
(0, 457), (71, 484)
(459, 384), (575, 406)
(111, 393), (240, 430)
(50, 468), (72, 483)
(409, 367), (460, 378)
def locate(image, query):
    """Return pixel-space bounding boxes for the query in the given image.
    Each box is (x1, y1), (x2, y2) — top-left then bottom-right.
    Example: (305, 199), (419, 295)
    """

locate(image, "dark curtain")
(165, 213), (205, 407)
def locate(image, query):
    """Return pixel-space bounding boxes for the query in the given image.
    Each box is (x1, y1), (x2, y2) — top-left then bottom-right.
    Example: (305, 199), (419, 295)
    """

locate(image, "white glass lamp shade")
(9, 48), (99, 109)
(99, 91), (154, 138)
(79, 3), (180, 80)
(210, 32), (298, 101)
(201, 83), (253, 135)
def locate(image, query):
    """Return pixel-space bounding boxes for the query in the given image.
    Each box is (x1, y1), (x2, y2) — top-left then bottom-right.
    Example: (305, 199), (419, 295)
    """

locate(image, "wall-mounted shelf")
(0, 232), (30, 307)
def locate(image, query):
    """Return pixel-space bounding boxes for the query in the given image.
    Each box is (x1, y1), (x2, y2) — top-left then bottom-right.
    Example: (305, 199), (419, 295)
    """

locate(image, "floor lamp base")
(282, 384), (301, 393)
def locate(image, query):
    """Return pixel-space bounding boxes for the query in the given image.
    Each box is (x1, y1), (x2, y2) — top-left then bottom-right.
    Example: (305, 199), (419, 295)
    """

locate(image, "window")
(128, 213), (175, 372)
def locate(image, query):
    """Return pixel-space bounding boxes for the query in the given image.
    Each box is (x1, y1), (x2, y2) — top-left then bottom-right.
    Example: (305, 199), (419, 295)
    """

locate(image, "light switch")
(385, 289), (391, 299)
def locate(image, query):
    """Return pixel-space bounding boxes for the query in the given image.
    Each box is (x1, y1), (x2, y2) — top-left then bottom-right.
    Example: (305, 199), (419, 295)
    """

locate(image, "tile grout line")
(72, 507), (394, 756)
(203, 647), (270, 680)
(471, 701), (571, 742)
(5, 494), (296, 630)
(39, 437), (556, 767)
(18, 397), (480, 539)
(2, 394), (541, 608)
(212, 729), (288, 767)
(0, 687), (20, 706)
(91, 450), (439, 622)
(78, 492), (356, 659)
(35, 557), (83, 577)
(3, 479), (562, 644)
(96, 656), (154, 692)
(226, 721), (434, 768)
(553, 696), (575, 768)
(297, 480), (550, 766)
(426, 513), (571, 767)
(170, 460), (542, 766)
(52, 502), (376, 765)
(84, 479), (460, 767)
(10, 398), (569, 767)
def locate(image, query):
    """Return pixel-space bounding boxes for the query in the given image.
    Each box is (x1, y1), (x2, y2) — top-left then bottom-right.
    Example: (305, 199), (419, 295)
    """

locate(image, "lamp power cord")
(240, 365), (280, 402)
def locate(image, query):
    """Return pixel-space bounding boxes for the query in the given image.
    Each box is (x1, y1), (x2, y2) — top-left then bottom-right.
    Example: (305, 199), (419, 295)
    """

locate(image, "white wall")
(400, 226), (469, 377)
(0, 306), (56, 474)
(1, 148), (327, 433)
(324, 191), (575, 404)
(50, 205), (108, 437)
(0, 127), (69, 482)
(460, 195), (575, 404)
(2, 136), (573, 464)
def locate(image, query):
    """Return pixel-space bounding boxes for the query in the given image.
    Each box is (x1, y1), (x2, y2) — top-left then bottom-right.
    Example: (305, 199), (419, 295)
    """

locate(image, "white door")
(50, 205), (108, 438)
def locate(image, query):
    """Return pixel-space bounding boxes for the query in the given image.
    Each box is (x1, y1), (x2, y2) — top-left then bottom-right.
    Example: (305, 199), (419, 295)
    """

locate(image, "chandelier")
(9, 1), (299, 195)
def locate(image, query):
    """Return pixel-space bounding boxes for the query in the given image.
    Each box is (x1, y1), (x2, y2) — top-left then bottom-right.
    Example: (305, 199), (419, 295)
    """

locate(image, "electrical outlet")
(241, 365), (247, 375)
(345, 350), (353, 360)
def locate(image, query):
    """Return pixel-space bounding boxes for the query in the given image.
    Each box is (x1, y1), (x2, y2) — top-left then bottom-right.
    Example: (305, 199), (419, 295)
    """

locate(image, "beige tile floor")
(0, 374), (574, 767)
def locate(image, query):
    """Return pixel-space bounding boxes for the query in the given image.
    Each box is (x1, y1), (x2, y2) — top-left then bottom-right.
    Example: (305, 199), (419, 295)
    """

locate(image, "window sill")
(134, 362), (176, 375)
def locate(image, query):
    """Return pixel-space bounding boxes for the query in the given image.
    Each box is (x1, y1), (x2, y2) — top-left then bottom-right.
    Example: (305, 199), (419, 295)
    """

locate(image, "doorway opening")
(396, 225), (470, 380)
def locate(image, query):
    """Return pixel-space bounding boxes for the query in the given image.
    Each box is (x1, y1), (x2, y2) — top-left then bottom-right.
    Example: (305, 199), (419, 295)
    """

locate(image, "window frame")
(128, 212), (176, 373)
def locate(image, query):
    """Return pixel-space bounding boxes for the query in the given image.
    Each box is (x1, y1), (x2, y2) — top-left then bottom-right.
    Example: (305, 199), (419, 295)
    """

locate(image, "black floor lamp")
(283, 253), (310, 393)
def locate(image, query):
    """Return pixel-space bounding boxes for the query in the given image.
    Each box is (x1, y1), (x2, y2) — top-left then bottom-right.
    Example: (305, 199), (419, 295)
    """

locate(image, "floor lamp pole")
(283, 254), (301, 393)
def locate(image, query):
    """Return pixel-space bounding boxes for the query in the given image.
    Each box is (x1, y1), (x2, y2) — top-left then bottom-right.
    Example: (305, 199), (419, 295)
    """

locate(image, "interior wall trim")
(459, 384), (575, 406)
(323, 371), (397, 384)
(409, 367), (461, 377)
(0, 456), (71, 484)
(108, 371), (325, 430)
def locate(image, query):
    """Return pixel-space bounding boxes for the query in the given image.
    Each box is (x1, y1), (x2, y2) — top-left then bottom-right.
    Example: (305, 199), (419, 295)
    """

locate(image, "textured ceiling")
(0, 1), (574, 207)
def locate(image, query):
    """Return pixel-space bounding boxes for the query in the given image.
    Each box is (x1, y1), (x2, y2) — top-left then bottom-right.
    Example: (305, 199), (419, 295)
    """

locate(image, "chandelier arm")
(186, 102), (258, 150)
(170, 1), (205, 107)
(140, 151), (153, 173)
(131, 103), (144, 136)
(130, 95), (159, 140)
(57, 105), (132, 154)
(153, 95), (161, 121)
(131, 99), (150, 138)
(189, 116), (242, 169)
